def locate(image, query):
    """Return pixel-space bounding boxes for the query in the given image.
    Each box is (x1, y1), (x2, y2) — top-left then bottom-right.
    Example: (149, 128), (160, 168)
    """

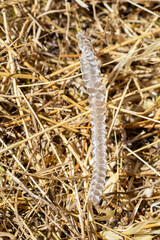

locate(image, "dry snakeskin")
(76, 32), (107, 205)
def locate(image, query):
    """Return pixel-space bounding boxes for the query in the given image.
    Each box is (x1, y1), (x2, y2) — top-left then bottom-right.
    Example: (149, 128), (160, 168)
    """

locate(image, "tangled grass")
(0, 0), (160, 239)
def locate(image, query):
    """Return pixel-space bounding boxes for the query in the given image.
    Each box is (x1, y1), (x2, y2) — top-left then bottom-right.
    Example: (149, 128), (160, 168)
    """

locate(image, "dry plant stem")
(0, 138), (51, 203)
(75, 184), (85, 239)
(35, 0), (52, 41)
(0, 111), (89, 155)
(6, 170), (52, 205)
(2, 10), (32, 148)
(0, 0), (27, 8)
(100, 26), (160, 55)
(18, 88), (71, 192)
(0, 232), (15, 240)
(108, 104), (160, 124)
(95, 222), (133, 240)
(107, 79), (131, 141)
(77, 32), (107, 205)
(127, 0), (159, 17)
(14, 193), (36, 240)
(6, 183), (73, 240)
(65, 0), (70, 40)
(18, 89), (66, 169)
(124, 146), (160, 177)
(0, 38), (52, 85)
(7, 170), (76, 238)
(107, 14), (157, 86)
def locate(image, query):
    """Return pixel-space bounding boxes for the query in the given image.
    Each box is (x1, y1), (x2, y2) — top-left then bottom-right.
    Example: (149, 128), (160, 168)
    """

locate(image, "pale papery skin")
(76, 32), (107, 205)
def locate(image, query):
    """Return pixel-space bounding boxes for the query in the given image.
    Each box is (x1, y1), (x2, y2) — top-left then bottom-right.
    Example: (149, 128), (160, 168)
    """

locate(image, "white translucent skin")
(76, 32), (107, 205)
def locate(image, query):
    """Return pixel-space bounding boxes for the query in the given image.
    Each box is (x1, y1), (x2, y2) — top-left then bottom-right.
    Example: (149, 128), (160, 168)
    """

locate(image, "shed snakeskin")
(76, 32), (107, 205)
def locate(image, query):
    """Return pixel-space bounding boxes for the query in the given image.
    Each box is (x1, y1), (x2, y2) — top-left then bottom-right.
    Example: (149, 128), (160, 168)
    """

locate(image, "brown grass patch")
(0, 0), (160, 239)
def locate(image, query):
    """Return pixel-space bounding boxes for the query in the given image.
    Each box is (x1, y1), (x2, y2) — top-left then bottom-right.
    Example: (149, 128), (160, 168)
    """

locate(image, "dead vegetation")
(0, 0), (160, 239)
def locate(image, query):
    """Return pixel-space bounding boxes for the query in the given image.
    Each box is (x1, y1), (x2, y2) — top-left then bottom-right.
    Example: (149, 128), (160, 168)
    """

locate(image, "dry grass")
(0, 0), (160, 239)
